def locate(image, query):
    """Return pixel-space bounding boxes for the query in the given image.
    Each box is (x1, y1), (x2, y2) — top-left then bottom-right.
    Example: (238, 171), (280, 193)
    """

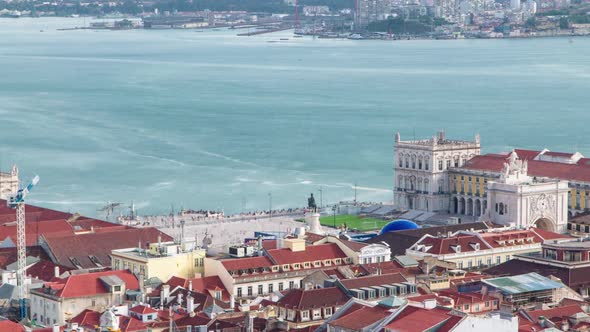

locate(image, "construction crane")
(7, 175), (39, 320)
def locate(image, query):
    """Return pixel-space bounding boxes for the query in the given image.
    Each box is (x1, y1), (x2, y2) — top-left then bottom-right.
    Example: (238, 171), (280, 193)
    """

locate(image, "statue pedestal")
(306, 212), (322, 235)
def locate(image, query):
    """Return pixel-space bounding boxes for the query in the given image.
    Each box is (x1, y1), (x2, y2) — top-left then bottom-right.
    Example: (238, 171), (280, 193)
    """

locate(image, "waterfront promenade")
(138, 209), (332, 255)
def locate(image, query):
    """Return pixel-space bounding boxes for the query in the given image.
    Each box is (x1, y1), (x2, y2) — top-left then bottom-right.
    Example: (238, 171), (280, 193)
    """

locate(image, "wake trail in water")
(117, 148), (189, 167)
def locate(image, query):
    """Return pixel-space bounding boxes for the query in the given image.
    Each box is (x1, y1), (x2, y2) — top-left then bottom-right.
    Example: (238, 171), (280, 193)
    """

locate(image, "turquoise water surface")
(0, 18), (588, 217)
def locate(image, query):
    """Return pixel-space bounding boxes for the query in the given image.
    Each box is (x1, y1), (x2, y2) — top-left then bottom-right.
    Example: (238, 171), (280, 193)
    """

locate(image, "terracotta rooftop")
(69, 309), (101, 329)
(130, 304), (158, 315)
(367, 223), (489, 256)
(160, 275), (230, 301)
(329, 305), (392, 330)
(277, 287), (350, 310)
(221, 255), (274, 271)
(41, 227), (172, 269)
(266, 243), (348, 265)
(384, 306), (456, 332)
(34, 269), (139, 298)
(0, 320), (25, 332)
(460, 151), (590, 183)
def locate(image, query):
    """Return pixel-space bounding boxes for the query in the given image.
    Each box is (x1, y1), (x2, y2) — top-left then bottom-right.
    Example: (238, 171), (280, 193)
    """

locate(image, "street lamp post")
(318, 187), (323, 209)
(332, 205), (337, 229)
(268, 192), (272, 221)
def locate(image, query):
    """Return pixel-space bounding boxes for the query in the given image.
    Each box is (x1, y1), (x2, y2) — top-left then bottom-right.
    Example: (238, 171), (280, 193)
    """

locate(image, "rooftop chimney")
(54, 266), (60, 278)
(161, 284), (170, 305)
(187, 295), (195, 313)
(52, 324), (60, 332)
(230, 295), (235, 309)
(188, 280), (193, 292)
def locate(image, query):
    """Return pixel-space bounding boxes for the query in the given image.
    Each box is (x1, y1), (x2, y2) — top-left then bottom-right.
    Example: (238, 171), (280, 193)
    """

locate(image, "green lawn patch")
(319, 214), (389, 231)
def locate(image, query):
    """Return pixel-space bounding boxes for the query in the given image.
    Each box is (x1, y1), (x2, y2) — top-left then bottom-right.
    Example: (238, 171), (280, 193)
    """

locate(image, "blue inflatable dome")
(379, 219), (419, 235)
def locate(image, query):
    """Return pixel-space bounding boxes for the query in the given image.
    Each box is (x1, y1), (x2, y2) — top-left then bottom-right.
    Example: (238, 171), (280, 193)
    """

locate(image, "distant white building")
(0, 165), (18, 200)
(511, 0), (521, 10)
(394, 131), (481, 212)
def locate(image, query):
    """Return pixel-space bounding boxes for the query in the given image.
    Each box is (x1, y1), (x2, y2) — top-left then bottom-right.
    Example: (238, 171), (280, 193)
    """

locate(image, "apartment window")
(418, 158), (423, 170)
(113, 286), (121, 292)
(438, 160), (443, 170)
(289, 281), (295, 289)
(477, 259), (482, 267)
(405, 158), (409, 168)
(487, 258), (491, 266)
(545, 249), (557, 260)
(399, 157), (403, 168)
(496, 256), (500, 265)
(268, 283), (274, 293)
(464, 304), (470, 311)
(279, 283), (284, 291)
(454, 159), (459, 167)
(446, 160), (451, 169)
(247, 286), (253, 296)
(258, 285), (264, 295)
(425, 159), (429, 170)
(412, 157), (416, 169)
(468, 261), (473, 269)
(114, 259), (120, 270)
(324, 307), (332, 316)
(313, 309), (322, 320)
(237, 287), (242, 297)
(301, 310), (309, 320)
(458, 262), (463, 269)
(505, 255), (510, 262)
(475, 304), (480, 312)
(91, 299), (96, 307)
(485, 301), (490, 307)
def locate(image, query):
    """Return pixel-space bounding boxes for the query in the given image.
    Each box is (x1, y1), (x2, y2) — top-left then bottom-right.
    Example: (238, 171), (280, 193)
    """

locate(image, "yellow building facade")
(111, 241), (206, 282)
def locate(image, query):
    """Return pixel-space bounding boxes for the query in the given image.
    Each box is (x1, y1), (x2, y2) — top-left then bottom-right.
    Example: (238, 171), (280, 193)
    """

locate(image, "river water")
(0, 18), (588, 217)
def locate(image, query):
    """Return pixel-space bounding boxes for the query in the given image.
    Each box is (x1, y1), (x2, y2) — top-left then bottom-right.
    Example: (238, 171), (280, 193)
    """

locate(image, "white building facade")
(394, 131), (481, 212)
(482, 152), (570, 233)
(0, 165), (18, 200)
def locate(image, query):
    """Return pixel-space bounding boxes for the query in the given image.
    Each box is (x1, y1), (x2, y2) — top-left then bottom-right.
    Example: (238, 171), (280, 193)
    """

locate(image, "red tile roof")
(130, 305), (158, 315)
(26, 259), (73, 282)
(69, 309), (101, 329)
(35, 270), (139, 298)
(414, 233), (490, 255)
(461, 152), (590, 183)
(329, 305), (391, 330)
(220, 255), (274, 271)
(339, 273), (407, 289)
(520, 304), (584, 324)
(530, 228), (572, 240)
(41, 227), (172, 269)
(384, 306), (454, 332)
(158, 276), (230, 302)
(266, 243), (347, 265)
(277, 287), (350, 310)
(119, 316), (148, 332)
(0, 320), (26, 332)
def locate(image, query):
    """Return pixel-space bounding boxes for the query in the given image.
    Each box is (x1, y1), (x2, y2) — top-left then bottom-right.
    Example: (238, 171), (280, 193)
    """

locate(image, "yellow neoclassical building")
(111, 239), (207, 282)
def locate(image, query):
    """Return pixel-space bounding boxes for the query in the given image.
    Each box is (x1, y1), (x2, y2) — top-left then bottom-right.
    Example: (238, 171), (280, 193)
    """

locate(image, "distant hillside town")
(1, 0), (589, 39)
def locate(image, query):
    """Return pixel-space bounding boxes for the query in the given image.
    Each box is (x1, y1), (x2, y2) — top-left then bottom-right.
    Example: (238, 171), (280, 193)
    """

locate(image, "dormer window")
(423, 245), (432, 252)
(334, 258), (342, 264)
(282, 264), (290, 271)
(451, 244), (461, 253)
(324, 260), (332, 266)
(304, 262), (311, 268)
(272, 266), (279, 272)
(469, 242), (480, 251)
(293, 263), (300, 270)
(314, 261), (322, 267)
